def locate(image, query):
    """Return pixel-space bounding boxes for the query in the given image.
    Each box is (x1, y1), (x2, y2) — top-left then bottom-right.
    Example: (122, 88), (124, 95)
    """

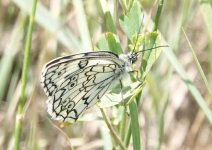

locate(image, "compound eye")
(129, 54), (137, 64)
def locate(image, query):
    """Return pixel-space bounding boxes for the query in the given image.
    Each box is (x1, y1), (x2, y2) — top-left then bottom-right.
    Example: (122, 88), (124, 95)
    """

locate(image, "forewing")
(40, 51), (121, 96)
(40, 51), (125, 122)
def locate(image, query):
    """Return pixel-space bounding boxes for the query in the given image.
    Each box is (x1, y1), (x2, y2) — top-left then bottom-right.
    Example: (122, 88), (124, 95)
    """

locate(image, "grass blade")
(129, 101), (141, 150)
(162, 45), (212, 124)
(183, 28), (212, 100)
(14, 0), (37, 149)
(13, 0), (81, 51)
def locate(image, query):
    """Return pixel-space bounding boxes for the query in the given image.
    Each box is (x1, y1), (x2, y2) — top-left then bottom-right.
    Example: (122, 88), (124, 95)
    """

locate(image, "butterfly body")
(41, 51), (134, 122)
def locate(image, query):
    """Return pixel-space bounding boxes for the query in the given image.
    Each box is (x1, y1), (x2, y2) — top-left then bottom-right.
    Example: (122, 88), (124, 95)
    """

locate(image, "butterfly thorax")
(119, 53), (136, 73)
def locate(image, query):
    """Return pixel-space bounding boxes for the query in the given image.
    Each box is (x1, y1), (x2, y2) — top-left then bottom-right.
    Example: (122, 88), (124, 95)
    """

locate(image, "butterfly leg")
(119, 79), (124, 105)
(119, 79), (130, 116)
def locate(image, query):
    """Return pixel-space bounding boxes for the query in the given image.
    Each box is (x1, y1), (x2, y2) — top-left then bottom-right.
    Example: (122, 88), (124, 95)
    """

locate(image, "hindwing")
(41, 51), (125, 122)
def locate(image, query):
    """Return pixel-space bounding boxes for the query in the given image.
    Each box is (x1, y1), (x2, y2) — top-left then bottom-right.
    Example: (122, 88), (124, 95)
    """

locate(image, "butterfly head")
(128, 53), (138, 64)
(119, 52), (138, 64)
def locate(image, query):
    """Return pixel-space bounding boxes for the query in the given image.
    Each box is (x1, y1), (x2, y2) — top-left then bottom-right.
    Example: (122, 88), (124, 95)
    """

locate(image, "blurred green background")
(0, 0), (211, 150)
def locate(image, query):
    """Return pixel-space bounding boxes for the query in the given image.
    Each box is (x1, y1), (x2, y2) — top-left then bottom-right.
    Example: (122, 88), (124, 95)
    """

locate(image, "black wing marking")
(41, 51), (123, 97)
(40, 52), (126, 122)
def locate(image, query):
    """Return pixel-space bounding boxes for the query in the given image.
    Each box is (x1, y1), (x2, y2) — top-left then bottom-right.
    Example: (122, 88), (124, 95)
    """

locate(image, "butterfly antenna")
(132, 14), (145, 54)
(135, 45), (169, 56)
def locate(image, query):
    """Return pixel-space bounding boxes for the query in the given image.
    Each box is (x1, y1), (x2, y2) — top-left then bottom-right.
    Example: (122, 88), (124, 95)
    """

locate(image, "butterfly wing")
(41, 51), (125, 122)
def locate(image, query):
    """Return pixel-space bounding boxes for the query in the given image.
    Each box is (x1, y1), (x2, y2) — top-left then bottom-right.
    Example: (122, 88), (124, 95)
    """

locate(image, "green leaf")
(97, 35), (109, 50)
(104, 11), (116, 33)
(98, 81), (142, 108)
(106, 32), (122, 54)
(96, 32), (122, 54)
(119, 2), (142, 42)
(129, 101), (141, 150)
(140, 32), (160, 78)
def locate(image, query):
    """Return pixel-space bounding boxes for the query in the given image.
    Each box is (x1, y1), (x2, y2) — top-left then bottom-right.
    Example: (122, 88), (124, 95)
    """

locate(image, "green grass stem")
(100, 108), (127, 150)
(14, 0), (37, 149)
(162, 45), (212, 124)
(183, 28), (212, 100)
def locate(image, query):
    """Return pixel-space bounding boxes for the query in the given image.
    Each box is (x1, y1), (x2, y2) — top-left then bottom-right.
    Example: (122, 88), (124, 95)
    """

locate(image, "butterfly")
(40, 50), (133, 122)
(40, 45), (165, 123)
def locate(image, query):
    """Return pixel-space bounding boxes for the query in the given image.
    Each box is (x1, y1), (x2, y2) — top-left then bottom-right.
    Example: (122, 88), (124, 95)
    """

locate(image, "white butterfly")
(40, 46), (163, 123)
(40, 50), (140, 122)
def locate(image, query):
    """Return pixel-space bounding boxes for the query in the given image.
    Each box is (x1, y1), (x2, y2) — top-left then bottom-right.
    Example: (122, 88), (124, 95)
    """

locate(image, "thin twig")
(100, 108), (127, 150)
